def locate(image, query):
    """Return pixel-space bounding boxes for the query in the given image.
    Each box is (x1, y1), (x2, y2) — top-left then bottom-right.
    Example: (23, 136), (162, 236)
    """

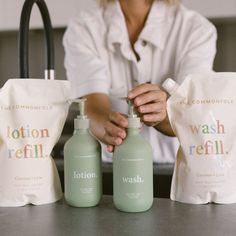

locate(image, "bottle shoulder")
(67, 131), (98, 142)
(114, 134), (152, 157)
(64, 131), (100, 152)
(123, 134), (151, 147)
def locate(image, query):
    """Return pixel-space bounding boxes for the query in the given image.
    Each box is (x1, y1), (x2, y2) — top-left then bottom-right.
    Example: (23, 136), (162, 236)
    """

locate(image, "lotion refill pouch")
(163, 73), (236, 204)
(0, 79), (70, 206)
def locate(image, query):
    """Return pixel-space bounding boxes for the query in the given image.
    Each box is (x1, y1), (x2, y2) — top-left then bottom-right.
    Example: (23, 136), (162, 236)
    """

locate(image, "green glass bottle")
(113, 100), (153, 212)
(64, 99), (102, 207)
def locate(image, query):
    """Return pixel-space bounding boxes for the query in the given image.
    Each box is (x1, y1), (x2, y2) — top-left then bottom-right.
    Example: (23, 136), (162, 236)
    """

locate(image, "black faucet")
(19, 0), (54, 79)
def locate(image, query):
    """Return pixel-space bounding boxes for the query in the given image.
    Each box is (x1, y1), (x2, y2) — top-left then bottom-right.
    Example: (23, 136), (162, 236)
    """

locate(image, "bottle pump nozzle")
(69, 99), (89, 129)
(116, 97), (140, 128)
(127, 100), (140, 128)
(128, 100), (137, 118)
(78, 98), (86, 119)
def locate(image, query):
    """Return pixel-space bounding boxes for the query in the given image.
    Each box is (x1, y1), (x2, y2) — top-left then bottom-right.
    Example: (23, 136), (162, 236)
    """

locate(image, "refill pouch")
(163, 73), (236, 204)
(0, 0), (70, 206)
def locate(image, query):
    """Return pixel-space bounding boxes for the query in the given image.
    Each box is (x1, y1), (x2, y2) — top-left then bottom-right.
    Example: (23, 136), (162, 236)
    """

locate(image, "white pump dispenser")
(127, 100), (141, 128)
(72, 99), (89, 130)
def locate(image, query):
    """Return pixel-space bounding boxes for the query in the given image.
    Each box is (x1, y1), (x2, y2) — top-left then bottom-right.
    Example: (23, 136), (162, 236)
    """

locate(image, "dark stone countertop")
(1, 195), (236, 236)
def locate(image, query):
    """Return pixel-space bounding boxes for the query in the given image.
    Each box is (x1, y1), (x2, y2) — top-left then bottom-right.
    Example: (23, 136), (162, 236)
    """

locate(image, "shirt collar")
(104, 1), (173, 51)
(139, 1), (169, 50)
(104, 1), (128, 52)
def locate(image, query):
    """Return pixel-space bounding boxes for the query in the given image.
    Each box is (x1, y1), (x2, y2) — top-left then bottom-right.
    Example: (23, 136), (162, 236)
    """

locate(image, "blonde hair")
(98, 0), (179, 6)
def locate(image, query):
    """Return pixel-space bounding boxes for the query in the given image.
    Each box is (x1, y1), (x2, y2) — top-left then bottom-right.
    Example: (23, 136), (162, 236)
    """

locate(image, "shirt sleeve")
(63, 17), (110, 99)
(175, 21), (217, 84)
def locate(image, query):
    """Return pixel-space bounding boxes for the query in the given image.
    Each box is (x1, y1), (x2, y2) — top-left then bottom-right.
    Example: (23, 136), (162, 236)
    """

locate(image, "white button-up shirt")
(63, 1), (217, 163)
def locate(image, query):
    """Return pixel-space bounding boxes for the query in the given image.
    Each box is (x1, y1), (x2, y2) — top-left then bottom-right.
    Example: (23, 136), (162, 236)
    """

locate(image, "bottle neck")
(74, 129), (89, 134)
(127, 127), (140, 136)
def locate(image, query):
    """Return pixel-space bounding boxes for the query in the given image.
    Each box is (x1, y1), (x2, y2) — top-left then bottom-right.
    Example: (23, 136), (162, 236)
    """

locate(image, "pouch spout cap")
(162, 78), (179, 95)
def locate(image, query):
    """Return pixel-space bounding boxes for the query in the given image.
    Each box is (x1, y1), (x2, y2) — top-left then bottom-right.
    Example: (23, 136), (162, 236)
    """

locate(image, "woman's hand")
(103, 111), (128, 153)
(128, 83), (167, 127)
(85, 94), (128, 153)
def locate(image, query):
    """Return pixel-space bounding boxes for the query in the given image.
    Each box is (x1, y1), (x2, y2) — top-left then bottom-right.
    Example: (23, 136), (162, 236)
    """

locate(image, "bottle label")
(122, 175), (144, 184)
(73, 171), (97, 179)
(114, 155), (153, 200)
(65, 154), (101, 196)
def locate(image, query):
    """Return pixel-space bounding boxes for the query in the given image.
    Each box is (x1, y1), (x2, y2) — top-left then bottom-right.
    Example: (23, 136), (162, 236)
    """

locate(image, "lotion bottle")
(64, 99), (102, 207)
(113, 100), (153, 212)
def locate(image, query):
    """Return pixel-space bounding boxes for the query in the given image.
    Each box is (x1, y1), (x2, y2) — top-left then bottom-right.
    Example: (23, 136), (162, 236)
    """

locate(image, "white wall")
(0, 0), (95, 31)
(0, 0), (235, 31)
(182, 0), (236, 18)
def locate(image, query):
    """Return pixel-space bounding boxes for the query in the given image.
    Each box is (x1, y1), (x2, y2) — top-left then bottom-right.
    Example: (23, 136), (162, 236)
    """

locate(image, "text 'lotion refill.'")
(113, 100), (153, 212)
(64, 99), (102, 207)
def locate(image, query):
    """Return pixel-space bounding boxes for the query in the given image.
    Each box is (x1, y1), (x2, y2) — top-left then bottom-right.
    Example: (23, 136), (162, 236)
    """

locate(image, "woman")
(63, 0), (216, 162)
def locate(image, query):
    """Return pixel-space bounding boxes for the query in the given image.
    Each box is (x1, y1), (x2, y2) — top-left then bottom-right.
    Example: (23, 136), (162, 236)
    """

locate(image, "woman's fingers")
(104, 120), (126, 140)
(128, 83), (167, 127)
(107, 145), (114, 153)
(109, 112), (128, 128)
(133, 90), (167, 107)
(137, 101), (166, 114)
(142, 110), (167, 125)
(128, 83), (161, 99)
(103, 130), (123, 146)
(102, 111), (128, 152)
(128, 84), (167, 107)
(103, 124), (123, 154)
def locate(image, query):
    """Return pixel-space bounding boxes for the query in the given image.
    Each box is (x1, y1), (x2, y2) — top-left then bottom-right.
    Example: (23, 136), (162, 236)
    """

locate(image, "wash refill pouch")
(163, 73), (236, 204)
(0, 79), (70, 206)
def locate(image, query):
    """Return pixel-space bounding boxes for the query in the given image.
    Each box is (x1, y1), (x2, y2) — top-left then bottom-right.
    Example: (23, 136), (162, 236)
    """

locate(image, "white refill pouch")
(0, 79), (70, 206)
(163, 73), (236, 204)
